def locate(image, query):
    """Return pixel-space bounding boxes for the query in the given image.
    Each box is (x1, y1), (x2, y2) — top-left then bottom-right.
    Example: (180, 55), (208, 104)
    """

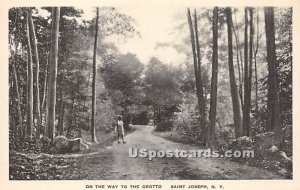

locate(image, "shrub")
(215, 124), (235, 150)
(155, 118), (174, 132)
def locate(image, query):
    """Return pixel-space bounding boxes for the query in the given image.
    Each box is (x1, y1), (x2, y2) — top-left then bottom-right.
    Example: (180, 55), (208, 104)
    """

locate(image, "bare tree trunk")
(203, 66), (208, 114)
(232, 13), (244, 109)
(26, 13), (34, 139)
(194, 10), (206, 126)
(207, 7), (219, 148)
(187, 8), (206, 135)
(233, 12), (244, 80)
(24, 45), (29, 138)
(41, 53), (49, 132)
(41, 52), (49, 114)
(254, 8), (259, 114)
(27, 8), (41, 138)
(226, 7), (243, 138)
(243, 8), (250, 136)
(91, 7), (99, 143)
(12, 11), (23, 137)
(58, 73), (64, 136)
(244, 8), (254, 137)
(264, 7), (283, 148)
(45, 7), (60, 140)
(59, 101), (65, 136)
(9, 67), (14, 135)
(12, 63), (23, 137)
(83, 72), (91, 111)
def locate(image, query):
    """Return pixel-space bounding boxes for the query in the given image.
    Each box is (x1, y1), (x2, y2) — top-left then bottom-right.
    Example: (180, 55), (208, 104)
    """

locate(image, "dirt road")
(76, 125), (283, 180)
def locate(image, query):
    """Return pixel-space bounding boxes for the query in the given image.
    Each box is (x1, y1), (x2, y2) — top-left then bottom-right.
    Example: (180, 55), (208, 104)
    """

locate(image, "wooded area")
(9, 6), (292, 179)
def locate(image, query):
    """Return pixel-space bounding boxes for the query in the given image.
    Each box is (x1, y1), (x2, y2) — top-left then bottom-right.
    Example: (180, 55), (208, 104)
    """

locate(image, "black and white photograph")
(3, 0), (297, 186)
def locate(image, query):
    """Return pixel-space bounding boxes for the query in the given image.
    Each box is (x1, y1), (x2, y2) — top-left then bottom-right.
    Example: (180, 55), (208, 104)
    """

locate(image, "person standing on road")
(115, 115), (126, 143)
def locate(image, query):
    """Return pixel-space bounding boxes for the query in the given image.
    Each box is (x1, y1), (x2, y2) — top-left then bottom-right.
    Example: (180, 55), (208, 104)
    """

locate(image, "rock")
(52, 136), (86, 153)
(267, 145), (279, 154)
(41, 136), (51, 144)
(68, 138), (81, 153)
(274, 151), (289, 161)
(236, 136), (252, 145)
(231, 136), (253, 149)
(52, 136), (69, 154)
(254, 132), (274, 149)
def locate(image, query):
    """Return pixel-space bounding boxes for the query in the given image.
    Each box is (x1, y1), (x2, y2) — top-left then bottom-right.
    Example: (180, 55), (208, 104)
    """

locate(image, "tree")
(12, 63), (23, 136)
(243, 8), (254, 136)
(101, 52), (144, 129)
(58, 75), (65, 136)
(254, 9), (259, 114)
(207, 7), (219, 148)
(226, 7), (243, 138)
(194, 9), (206, 124)
(27, 8), (41, 138)
(144, 57), (182, 129)
(26, 11), (34, 139)
(91, 7), (99, 143)
(45, 7), (60, 140)
(11, 9), (23, 137)
(232, 10), (244, 108)
(41, 53), (49, 119)
(264, 7), (283, 147)
(276, 8), (292, 127)
(187, 8), (206, 130)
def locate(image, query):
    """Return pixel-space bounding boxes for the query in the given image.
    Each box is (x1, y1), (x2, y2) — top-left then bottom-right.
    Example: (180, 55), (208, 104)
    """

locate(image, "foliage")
(172, 94), (204, 144)
(144, 58), (182, 112)
(101, 53), (144, 107)
(275, 8), (292, 126)
(100, 52), (144, 128)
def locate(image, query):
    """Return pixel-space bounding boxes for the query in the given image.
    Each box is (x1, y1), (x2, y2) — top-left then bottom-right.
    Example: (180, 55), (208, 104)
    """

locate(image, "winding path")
(76, 125), (283, 180)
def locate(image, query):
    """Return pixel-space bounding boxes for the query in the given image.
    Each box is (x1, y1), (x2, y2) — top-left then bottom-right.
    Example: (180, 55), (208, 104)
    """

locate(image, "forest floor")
(10, 125), (285, 180)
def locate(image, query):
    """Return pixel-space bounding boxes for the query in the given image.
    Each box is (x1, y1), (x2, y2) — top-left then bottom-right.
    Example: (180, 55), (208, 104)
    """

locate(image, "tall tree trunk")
(41, 53), (49, 132)
(12, 63), (23, 137)
(203, 66), (208, 111)
(58, 101), (65, 136)
(45, 7), (60, 140)
(243, 8), (250, 136)
(83, 72), (91, 111)
(244, 8), (254, 137)
(233, 12), (244, 80)
(187, 8), (206, 134)
(27, 8), (41, 138)
(24, 45), (29, 138)
(91, 7), (99, 143)
(41, 52), (49, 118)
(58, 73), (64, 136)
(26, 14), (34, 139)
(232, 13), (244, 108)
(254, 9), (259, 114)
(207, 7), (219, 148)
(194, 10), (206, 126)
(226, 8), (243, 138)
(264, 7), (283, 148)
(9, 68), (14, 135)
(13, 11), (23, 137)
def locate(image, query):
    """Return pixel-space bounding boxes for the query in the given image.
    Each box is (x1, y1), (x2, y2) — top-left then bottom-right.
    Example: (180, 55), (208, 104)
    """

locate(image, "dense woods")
(9, 6), (292, 179)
